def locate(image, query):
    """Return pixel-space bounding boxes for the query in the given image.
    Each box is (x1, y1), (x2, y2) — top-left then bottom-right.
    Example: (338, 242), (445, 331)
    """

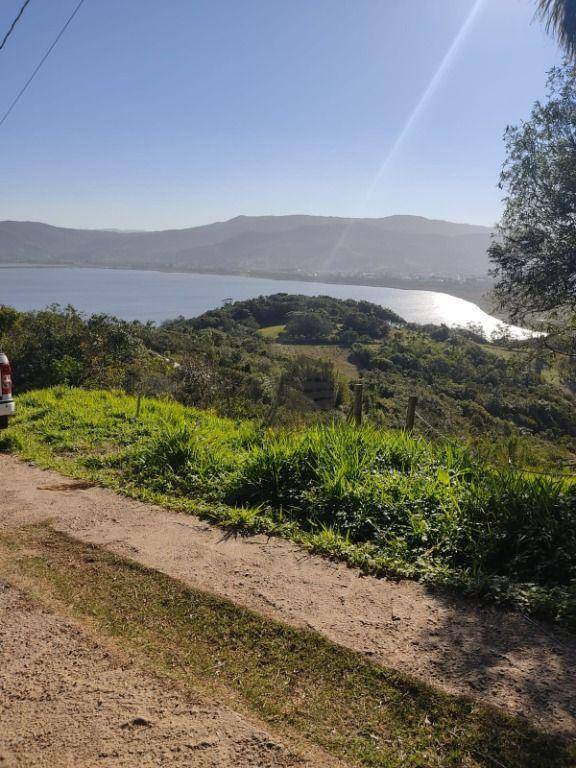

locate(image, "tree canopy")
(536, 0), (576, 59)
(489, 64), (576, 327)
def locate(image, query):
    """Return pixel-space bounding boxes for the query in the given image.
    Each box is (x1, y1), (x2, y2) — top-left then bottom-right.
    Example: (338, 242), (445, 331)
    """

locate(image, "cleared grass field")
(258, 324), (286, 339)
(272, 342), (360, 379)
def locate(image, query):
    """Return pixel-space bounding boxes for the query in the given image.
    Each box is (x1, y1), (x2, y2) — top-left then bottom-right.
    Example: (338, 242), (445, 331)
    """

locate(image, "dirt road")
(1, 454), (575, 736)
(0, 581), (336, 767)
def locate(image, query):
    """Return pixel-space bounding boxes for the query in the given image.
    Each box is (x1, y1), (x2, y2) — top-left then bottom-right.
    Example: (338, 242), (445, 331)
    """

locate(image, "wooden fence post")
(135, 393), (142, 418)
(353, 383), (363, 427)
(405, 395), (418, 432)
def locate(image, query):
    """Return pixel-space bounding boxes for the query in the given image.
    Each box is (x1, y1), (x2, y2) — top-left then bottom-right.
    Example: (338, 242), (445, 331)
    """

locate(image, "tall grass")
(4, 387), (576, 626)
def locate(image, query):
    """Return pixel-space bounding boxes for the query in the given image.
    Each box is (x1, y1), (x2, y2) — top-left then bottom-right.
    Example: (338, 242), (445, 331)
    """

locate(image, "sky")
(0, 0), (563, 230)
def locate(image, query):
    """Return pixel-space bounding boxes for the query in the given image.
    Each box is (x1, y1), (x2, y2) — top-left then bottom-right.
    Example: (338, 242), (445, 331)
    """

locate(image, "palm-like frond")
(536, 0), (576, 58)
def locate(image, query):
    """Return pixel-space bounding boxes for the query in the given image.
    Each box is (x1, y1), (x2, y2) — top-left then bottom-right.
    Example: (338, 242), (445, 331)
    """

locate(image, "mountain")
(0, 215), (493, 278)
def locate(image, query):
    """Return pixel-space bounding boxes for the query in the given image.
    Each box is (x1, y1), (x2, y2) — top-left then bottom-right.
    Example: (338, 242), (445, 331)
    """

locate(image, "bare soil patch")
(0, 581), (327, 767)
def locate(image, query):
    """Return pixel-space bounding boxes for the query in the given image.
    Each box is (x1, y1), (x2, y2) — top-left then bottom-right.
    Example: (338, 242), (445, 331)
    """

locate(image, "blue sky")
(0, 0), (562, 230)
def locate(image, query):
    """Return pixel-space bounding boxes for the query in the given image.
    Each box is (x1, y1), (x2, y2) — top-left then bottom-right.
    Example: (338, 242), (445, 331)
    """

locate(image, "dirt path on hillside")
(0, 581), (337, 767)
(1, 454), (575, 736)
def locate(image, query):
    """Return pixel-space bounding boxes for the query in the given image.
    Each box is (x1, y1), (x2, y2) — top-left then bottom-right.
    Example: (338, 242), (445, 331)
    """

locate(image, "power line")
(0, 0), (32, 51)
(0, 0), (86, 129)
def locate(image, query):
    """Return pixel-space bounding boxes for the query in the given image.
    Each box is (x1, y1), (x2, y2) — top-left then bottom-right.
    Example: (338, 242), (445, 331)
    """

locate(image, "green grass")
(3, 524), (574, 768)
(3, 386), (576, 628)
(258, 323), (286, 339)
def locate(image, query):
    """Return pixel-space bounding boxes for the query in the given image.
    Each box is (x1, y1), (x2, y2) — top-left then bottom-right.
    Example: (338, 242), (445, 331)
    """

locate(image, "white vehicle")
(0, 353), (15, 429)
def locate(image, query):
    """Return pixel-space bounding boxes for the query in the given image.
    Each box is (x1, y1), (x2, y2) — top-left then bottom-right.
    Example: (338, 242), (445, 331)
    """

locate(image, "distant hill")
(0, 215), (493, 278)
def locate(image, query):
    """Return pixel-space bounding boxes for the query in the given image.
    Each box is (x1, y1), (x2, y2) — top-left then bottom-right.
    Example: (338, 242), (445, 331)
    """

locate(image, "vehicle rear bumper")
(0, 400), (15, 417)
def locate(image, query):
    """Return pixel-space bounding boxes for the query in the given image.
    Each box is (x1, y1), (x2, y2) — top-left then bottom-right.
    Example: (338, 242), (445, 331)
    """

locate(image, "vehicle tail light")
(0, 357), (12, 397)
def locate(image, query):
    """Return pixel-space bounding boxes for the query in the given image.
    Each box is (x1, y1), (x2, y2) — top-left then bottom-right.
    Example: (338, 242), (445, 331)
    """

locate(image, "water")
(0, 266), (525, 338)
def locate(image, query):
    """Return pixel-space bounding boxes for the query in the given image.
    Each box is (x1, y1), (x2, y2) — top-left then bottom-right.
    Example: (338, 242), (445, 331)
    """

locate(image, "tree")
(0, 305), (149, 390)
(536, 0), (576, 58)
(282, 311), (335, 342)
(489, 63), (576, 338)
(341, 312), (389, 340)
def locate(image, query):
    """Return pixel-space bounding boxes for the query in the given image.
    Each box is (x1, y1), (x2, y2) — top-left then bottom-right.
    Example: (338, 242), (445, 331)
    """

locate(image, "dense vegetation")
(180, 293), (404, 339)
(353, 328), (576, 448)
(4, 387), (576, 629)
(0, 303), (279, 418)
(168, 294), (576, 456)
(2, 296), (576, 457)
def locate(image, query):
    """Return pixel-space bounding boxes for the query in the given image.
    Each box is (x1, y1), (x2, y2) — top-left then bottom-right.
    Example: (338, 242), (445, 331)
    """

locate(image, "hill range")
(0, 215), (493, 280)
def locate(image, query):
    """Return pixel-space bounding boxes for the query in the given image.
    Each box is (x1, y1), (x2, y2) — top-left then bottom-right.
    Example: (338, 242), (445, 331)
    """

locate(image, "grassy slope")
(2, 524), (573, 768)
(2, 387), (576, 629)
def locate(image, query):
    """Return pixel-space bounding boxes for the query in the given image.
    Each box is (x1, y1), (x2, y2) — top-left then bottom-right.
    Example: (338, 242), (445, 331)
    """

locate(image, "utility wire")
(0, 0), (86, 129)
(415, 411), (449, 439)
(0, 0), (32, 51)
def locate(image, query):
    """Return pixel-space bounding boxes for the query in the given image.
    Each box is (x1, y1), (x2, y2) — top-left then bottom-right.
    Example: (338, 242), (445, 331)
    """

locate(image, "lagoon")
(0, 267), (521, 337)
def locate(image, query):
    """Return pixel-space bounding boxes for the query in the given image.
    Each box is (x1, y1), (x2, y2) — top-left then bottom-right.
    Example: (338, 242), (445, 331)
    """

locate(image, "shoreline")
(0, 262), (501, 318)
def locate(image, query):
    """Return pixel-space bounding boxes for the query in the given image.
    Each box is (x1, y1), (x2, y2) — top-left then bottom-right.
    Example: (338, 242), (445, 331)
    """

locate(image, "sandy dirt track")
(1, 454), (575, 736)
(0, 582), (335, 768)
